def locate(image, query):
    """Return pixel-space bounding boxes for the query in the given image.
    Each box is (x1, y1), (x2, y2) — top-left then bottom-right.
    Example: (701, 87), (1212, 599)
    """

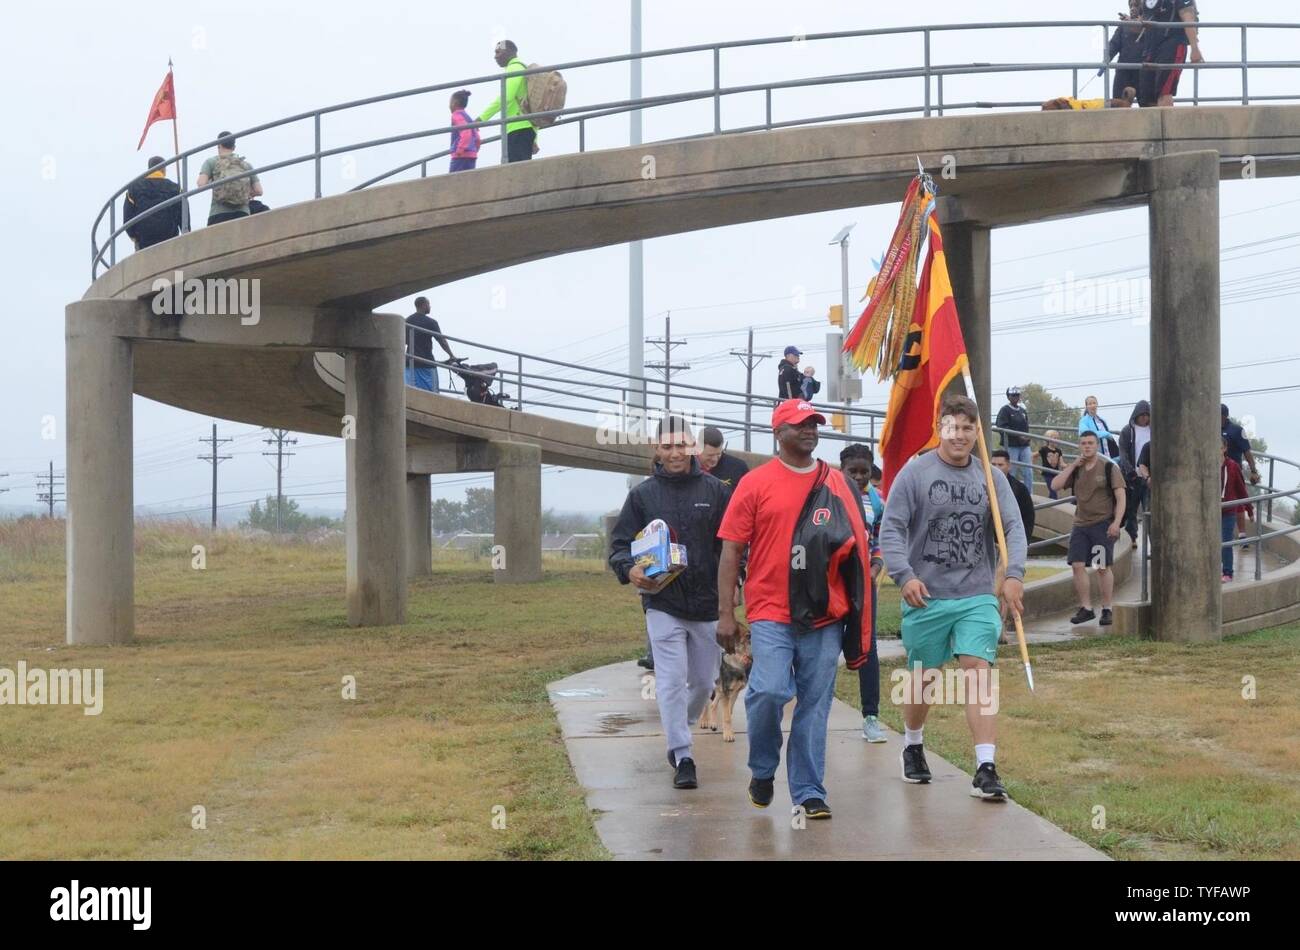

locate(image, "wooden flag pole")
(962, 366), (1035, 691)
(167, 59), (188, 233)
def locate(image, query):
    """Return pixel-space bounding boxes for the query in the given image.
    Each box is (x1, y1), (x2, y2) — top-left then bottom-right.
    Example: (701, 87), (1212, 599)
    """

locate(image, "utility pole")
(644, 312), (689, 413)
(198, 424), (233, 530)
(627, 0), (646, 485)
(261, 429), (297, 534)
(36, 462), (65, 517)
(730, 327), (772, 451)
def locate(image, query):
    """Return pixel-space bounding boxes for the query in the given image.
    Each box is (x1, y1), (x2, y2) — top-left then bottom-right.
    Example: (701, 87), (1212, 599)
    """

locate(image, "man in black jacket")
(609, 414), (730, 790)
(1118, 399), (1152, 542)
(995, 386), (1033, 491)
(123, 157), (184, 250)
(778, 345), (804, 399)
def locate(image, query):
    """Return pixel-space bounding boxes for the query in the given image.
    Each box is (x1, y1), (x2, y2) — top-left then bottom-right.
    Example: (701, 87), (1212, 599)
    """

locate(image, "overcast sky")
(3, 0), (1298, 521)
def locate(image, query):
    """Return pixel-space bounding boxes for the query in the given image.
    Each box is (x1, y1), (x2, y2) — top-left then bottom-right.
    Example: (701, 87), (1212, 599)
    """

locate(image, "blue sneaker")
(862, 715), (887, 743)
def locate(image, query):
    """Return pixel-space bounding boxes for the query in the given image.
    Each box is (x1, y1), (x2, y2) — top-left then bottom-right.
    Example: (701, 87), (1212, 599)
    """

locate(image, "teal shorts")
(900, 593), (1000, 669)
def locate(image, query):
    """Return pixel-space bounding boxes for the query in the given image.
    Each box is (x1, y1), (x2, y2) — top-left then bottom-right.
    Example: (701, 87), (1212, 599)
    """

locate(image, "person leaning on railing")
(123, 156), (184, 250)
(404, 296), (456, 393)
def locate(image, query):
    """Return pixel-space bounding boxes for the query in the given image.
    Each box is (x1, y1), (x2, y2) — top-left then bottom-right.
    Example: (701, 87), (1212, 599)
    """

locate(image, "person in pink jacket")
(449, 89), (480, 172)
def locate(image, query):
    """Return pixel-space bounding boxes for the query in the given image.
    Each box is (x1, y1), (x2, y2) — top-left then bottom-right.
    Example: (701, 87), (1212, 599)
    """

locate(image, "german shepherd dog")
(698, 621), (752, 742)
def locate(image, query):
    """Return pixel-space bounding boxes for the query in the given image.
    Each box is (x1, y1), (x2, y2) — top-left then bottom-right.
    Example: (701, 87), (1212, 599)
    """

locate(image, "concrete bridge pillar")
(345, 330), (408, 625)
(938, 219), (992, 428)
(491, 441), (542, 583)
(1147, 151), (1222, 642)
(406, 473), (432, 578)
(65, 301), (136, 645)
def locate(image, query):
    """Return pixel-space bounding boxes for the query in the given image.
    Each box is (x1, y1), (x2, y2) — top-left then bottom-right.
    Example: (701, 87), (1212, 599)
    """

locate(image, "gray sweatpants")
(645, 608), (720, 765)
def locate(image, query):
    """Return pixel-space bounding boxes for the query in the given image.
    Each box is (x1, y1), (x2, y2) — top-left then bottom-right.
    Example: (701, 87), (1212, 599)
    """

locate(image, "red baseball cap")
(771, 399), (826, 430)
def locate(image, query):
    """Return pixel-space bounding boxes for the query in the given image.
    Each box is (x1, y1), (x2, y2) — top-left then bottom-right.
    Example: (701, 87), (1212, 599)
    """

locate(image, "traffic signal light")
(828, 304), (844, 327)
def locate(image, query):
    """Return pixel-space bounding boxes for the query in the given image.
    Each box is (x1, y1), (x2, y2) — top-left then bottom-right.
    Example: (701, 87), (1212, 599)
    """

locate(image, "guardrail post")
(937, 74), (944, 116)
(923, 30), (931, 117)
(421, 161), (427, 179)
(765, 88), (772, 129)
(109, 201), (117, 267)
(579, 118), (585, 153)
(500, 74), (510, 164)
(1267, 457), (1275, 520)
(1254, 498), (1263, 580)
(713, 47), (722, 133)
(1141, 506), (1149, 603)
(1072, 68), (1078, 99)
(517, 354), (524, 409)
(314, 113), (323, 198)
(181, 155), (191, 233)
(1241, 26), (1249, 104)
(1101, 25), (1111, 104)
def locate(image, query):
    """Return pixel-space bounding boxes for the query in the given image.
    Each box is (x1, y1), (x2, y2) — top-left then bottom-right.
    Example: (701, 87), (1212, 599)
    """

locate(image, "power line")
(262, 429), (298, 535)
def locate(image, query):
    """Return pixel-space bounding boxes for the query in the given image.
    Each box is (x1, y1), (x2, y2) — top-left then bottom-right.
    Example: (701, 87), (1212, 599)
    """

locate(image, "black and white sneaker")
(799, 798), (832, 820)
(1070, 607), (1097, 625)
(1099, 608), (1113, 627)
(673, 757), (698, 789)
(748, 777), (775, 808)
(637, 655), (655, 671)
(970, 762), (1008, 801)
(901, 744), (932, 784)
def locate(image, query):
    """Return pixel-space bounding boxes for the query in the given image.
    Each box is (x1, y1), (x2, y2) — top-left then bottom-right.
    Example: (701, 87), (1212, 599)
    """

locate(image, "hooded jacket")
(1118, 399), (1151, 478)
(608, 458), (730, 621)
(123, 172), (183, 248)
(787, 462), (874, 670)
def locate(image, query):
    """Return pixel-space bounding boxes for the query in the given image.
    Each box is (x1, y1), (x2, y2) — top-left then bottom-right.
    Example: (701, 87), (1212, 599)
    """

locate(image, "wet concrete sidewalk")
(550, 661), (1107, 861)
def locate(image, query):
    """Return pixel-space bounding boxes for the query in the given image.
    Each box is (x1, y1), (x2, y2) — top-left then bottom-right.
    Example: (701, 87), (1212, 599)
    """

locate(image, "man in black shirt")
(698, 426), (749, 489)
(1138, 0), (1203, 107)
(778, 346), (804, 399)
(404, 296), (456, 393)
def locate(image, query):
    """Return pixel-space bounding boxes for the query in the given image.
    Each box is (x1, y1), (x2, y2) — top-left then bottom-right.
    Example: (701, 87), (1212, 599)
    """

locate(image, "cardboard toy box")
(631, 519), (688, 580)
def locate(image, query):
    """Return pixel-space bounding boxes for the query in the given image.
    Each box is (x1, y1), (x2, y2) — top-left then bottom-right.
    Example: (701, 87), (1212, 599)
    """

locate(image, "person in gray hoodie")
(878, 393), (1026, 801)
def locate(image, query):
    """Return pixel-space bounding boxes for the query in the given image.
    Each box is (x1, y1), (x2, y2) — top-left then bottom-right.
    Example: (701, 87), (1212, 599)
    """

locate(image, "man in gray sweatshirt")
(878, 394), (1026, 801)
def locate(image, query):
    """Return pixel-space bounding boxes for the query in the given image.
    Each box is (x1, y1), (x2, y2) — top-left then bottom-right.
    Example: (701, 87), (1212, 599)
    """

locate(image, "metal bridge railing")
(402, 326), (885, 449)
(92, 20), (1300, 278)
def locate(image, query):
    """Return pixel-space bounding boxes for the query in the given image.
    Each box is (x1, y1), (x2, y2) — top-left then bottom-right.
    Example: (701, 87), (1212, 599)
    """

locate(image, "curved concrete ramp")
(550, 661), (1106, 861)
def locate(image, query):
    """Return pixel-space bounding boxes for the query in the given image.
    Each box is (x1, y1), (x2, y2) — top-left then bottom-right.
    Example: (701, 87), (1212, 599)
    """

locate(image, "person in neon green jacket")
(478, 40), (537, 163)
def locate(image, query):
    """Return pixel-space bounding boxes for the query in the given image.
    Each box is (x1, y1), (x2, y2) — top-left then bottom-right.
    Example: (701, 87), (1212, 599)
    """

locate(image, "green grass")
(3, 518), (1296, 860)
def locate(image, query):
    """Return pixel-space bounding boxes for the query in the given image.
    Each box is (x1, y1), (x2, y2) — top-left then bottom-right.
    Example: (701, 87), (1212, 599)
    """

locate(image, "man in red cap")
(716, 399), (873, 819)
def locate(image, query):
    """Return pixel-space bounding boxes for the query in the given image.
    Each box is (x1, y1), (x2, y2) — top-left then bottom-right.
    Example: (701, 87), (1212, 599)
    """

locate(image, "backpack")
(521, 65), (566, 127)
(211, 153), (253, 206)
(1067, 457), (1121, 512)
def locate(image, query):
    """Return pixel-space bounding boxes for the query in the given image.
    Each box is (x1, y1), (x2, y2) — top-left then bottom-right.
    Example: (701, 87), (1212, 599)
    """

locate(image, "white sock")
(975, 743), (995, 766)
(905, 727), (924, 747)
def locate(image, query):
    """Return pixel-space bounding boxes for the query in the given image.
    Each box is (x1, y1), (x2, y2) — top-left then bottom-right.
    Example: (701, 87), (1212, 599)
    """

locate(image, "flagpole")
(962, 366), (1035, 692)
(167, 58), (188, 233)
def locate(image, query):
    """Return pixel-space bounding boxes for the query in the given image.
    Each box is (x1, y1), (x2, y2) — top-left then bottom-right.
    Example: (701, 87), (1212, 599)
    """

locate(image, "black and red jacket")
(788, 461), (873, 669)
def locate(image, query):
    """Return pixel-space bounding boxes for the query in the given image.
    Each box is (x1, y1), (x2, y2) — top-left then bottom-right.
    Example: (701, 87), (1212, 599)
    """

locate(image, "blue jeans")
(404, 365), (438, 393)
(745, 619), (843, 805)
(1221, 513), (1236, 578)
(1007, 445), (1033, 492)
(857, 585), (880, 717)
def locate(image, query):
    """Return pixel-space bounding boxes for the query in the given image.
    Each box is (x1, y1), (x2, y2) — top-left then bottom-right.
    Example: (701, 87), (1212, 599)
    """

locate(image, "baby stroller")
(448, 357), (512, 408)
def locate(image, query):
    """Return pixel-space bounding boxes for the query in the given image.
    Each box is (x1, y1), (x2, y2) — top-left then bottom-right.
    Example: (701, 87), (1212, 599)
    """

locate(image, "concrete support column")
(491, 441), (542, 583)
(65, 304), (135, 645)
(1147, 151), (1222, 642)
(345, 331), (408, 625)
(406, 473), (432, 578)
(939, 221), (992, 427)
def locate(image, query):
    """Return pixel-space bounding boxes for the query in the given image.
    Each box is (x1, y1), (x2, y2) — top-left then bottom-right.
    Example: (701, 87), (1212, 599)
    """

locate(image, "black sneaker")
(636, 655), (655, 671)
(901, 744), (931, 784)
(1069, 607), (1097, 625)
(748, 777), (775, 808)
(673, 757), (698, 789)
(970, 762), (1008, 801)
(799, 798), (832, 819)
(1099, 608), (1113, 627)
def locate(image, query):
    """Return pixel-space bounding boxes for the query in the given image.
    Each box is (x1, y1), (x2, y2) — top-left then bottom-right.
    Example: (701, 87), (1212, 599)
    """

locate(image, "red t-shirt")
(719, 458), (859, 624)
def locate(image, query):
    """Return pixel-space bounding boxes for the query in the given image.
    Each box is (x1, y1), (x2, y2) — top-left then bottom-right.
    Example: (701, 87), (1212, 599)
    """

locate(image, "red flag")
(878, 214), (969, 495)
(137, 69), (177, 150)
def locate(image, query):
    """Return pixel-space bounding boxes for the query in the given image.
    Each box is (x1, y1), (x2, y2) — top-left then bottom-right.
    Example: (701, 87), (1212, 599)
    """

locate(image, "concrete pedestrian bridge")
(69, 22), (1300, 645)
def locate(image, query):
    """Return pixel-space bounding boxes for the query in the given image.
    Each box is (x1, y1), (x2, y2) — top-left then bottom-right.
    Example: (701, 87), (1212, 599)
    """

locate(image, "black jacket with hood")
(1118, 399), (1151, 480)
(608, 458), (730, 622)
(123, 173), (184, 247)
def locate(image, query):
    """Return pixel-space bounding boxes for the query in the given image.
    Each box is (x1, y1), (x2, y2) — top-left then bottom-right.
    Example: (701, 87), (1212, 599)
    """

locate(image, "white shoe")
(862, 715), (887, 743)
